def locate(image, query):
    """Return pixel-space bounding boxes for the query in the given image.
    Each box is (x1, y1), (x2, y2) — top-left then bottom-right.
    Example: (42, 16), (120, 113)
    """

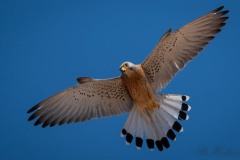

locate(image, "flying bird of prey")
(27, 6), (229, 151)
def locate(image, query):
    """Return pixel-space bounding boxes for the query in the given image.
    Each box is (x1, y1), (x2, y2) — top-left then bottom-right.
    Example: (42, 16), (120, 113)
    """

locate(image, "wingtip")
(34, 118), (42, 126)
(27, 108), (35, 114)
(213, 6), (230, 16)
(28, 113), (36, 121)
(213, 6), (224, 13)
(42, 121), (49, 128)
(27, 104), (41, 113)
(222, 10), (230, 15)
(34, 121), (40, 126)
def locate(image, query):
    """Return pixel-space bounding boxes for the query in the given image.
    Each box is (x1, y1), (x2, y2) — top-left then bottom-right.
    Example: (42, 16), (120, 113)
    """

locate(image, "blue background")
(1, 0), (239, 160)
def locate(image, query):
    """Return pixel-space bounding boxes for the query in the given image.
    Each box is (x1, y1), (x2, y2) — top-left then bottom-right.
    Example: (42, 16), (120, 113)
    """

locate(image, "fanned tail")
(121, 94), (191, 151)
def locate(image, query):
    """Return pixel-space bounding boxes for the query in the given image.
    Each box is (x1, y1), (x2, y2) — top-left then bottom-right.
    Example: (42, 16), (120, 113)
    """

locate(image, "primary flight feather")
(27, 6), (229, 151)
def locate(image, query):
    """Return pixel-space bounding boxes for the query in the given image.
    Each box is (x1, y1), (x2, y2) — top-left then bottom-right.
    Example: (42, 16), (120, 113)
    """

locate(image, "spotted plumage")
(27, 6), (228, 152)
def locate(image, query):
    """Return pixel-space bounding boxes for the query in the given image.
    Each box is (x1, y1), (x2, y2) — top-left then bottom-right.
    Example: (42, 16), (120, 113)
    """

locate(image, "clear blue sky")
(1, 0), (240, 160)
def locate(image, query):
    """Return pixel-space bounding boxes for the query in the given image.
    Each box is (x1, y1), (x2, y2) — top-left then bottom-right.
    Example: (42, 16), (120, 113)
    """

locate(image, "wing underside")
(142, 6), (229, 92)
(27, 77), (133, 127)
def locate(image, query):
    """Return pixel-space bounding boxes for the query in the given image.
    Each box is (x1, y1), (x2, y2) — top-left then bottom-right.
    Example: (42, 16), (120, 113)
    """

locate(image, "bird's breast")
(121, 65), (155, 109)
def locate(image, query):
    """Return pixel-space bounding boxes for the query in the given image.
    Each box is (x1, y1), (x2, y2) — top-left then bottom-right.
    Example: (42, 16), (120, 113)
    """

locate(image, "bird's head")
(120, 62), (145, 80)
(120, 62), (137, 74)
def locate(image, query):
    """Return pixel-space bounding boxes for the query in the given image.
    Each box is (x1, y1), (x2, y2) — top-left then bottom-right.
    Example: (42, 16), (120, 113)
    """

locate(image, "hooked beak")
(120, 66), (127, 72)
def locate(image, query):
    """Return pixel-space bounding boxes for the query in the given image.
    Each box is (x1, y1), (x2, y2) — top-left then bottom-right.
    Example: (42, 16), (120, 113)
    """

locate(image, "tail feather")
(121, 94), (191, 152)
(145, 115), (157, 150)
(158, 108), (177, 130)
(155, 111), (169, 136)
(165, 94), (190, 101)
(161, 103), (179, 120)
(163, 97), (192, 111)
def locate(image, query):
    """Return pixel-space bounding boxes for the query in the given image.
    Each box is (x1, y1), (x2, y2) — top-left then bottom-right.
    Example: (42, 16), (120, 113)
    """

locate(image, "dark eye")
(129, 67), (133, 70)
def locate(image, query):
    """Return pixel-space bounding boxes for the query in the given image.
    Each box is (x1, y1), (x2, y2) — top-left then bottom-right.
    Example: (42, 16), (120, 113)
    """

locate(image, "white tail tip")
(136, 147), (142, 150)
(126, 141), (130, 145)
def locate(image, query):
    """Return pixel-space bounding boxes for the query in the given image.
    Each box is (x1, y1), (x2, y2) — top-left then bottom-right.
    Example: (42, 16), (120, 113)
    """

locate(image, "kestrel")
(27, 6), (229, 151)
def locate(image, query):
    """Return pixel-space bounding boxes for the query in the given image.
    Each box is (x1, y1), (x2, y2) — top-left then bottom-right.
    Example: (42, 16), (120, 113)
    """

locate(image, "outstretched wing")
(142, 6), (229, 92)
(27, 77), (133, 128)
